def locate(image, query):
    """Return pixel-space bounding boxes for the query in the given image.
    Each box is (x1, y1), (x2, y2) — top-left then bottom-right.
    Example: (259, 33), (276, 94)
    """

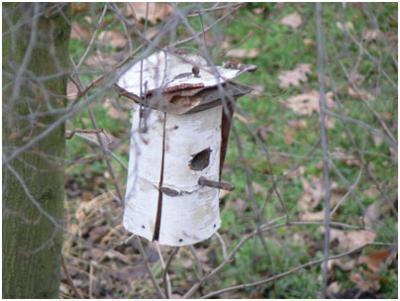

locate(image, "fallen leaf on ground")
(363, 29), (382, 41)
(284, 126), (294, 145)
(284, 165), (305, 180)
(115, 266), (148, 283)
(363, 202), (381, 228)
(231, 198), (248, 212)
(298, 177), (325, 211)
(89, 225), (109, 243)
(72, 3), (89, 15)
(278, 63), (311, 89)
(285, 90), (335, 116)
(125, 3), (172, 24)
(327, 258), (356, 272)
(336, 21), (354, 31)
(280, 12), (302, 29)
(331, 147), (360, 167)
(330, 229), (376, 252)
(219, 189), (231, 199)
(299, 210), (324, 221)
(98, 31), (127, 49)
(327, 281), (341, 296)
(70, 22), (91, 41)
(363, 186), (380, 198)
(303, 38), (315, 46)
(348, 87), (374, 101)
(144, 27), (160, 40)
(226, 48), (260, 59)
(288, 119), (307, 129)
(249, 85), (265, 97)
(252, 181), (269, 198)
(350, 270), (381, 292)
(358, 249), (392, 272)
(85, 53), (119, 68)
(253, 7), (265, 15)
(372, 132), (384, 146)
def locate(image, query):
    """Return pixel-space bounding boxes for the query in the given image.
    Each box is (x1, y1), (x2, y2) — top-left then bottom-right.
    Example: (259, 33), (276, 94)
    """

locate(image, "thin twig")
(76, 4), (108, 69)
(135, 236), (166, 299)
(61, 255), (83, 298)
(214, 232), (228, 261)
(315, 3), (332, 297)
(162, 247), (179, 298)
(155, 243), (173, 298)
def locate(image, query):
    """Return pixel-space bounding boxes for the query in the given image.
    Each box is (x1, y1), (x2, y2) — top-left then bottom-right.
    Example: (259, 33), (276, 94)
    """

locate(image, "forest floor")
(62, 3), (397, 298)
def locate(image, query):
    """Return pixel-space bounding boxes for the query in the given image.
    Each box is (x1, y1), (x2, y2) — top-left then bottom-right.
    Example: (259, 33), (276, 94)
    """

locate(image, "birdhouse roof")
(116, 49), (256, 114)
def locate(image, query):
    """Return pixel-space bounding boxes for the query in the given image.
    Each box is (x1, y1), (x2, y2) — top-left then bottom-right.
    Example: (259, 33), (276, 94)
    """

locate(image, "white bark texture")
(119, 50), (255, 246)
(124, 103), (222, 246)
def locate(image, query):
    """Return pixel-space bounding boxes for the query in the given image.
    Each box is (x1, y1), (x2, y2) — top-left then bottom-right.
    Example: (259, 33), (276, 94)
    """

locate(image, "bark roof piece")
(116, 50), (256, 114)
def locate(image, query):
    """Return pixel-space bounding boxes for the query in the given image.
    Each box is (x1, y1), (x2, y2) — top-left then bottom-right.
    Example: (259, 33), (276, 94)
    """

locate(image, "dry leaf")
(350, 270), (381, 292)
(252, 181), (268, 198)
(330, 229), (376, 252)
(358, 249), (391, 272)
(226, 48), (260, 59)
(298, 177), (325, 211)
(327, 282), (341, 296)
(363, 202), (381, 228)
(299, 211), (324, 221)
(285, 165), (305, 180)
(278, 63), (311, 89)
(280, 12), (302, 29)
(331, 148), (360, 167)
(125, 3), (172, 24)
(144, 27), (160, 40)
(70, 22), (91, 41)
(249, 85), (265, 98)
(219, 189), (231, 199)
(98, 31), (127, 49)
(89, 225), (109, 243)
(363, 29), (382, 41)
(86, 53), (118, 68)
(67, 80), (79, 101)
(285, 90), (335, 116)
(372, 132), (384, 146)
(303, 38), (315, 46)
(288, 119), (307, 129)
(253, 7), (265, 15)
(348, 87), (374, 101)
(284, 126), (294, 145)
(336, 21), (354, 31)
(72, 3), (89, 15)
(327, 258), (356, 272)
(325, 116), (336, 129)
(231, 198), (248, 212)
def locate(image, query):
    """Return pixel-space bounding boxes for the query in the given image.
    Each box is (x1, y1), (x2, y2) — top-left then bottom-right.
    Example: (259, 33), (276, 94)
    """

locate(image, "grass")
(66, 3), (397, 298)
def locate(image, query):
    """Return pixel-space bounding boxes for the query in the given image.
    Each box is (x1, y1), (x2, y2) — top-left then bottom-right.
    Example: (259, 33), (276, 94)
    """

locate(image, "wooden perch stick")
(198, 176), (234, 191)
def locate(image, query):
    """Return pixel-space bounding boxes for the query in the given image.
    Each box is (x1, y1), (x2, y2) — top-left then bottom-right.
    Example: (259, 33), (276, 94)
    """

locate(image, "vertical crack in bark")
(152, 112), (167, 241)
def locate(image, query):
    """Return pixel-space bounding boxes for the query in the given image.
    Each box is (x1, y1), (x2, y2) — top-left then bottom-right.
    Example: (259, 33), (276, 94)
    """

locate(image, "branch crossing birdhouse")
(116, 50), (255, 246)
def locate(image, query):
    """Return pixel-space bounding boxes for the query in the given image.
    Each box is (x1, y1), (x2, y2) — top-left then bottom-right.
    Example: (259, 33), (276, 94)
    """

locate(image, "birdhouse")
(116, 49), (255, 246)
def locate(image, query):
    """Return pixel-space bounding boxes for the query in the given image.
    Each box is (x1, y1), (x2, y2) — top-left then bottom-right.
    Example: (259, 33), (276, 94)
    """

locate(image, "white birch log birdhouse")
(116, 50), (256, 246)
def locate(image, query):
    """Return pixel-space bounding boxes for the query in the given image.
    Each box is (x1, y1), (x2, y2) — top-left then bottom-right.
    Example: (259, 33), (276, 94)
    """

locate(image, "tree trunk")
(2, 3), (70, 298)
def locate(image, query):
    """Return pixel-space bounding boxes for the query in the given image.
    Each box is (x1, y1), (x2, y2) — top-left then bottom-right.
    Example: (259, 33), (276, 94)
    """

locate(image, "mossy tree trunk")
(2, 3), (71, 298)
